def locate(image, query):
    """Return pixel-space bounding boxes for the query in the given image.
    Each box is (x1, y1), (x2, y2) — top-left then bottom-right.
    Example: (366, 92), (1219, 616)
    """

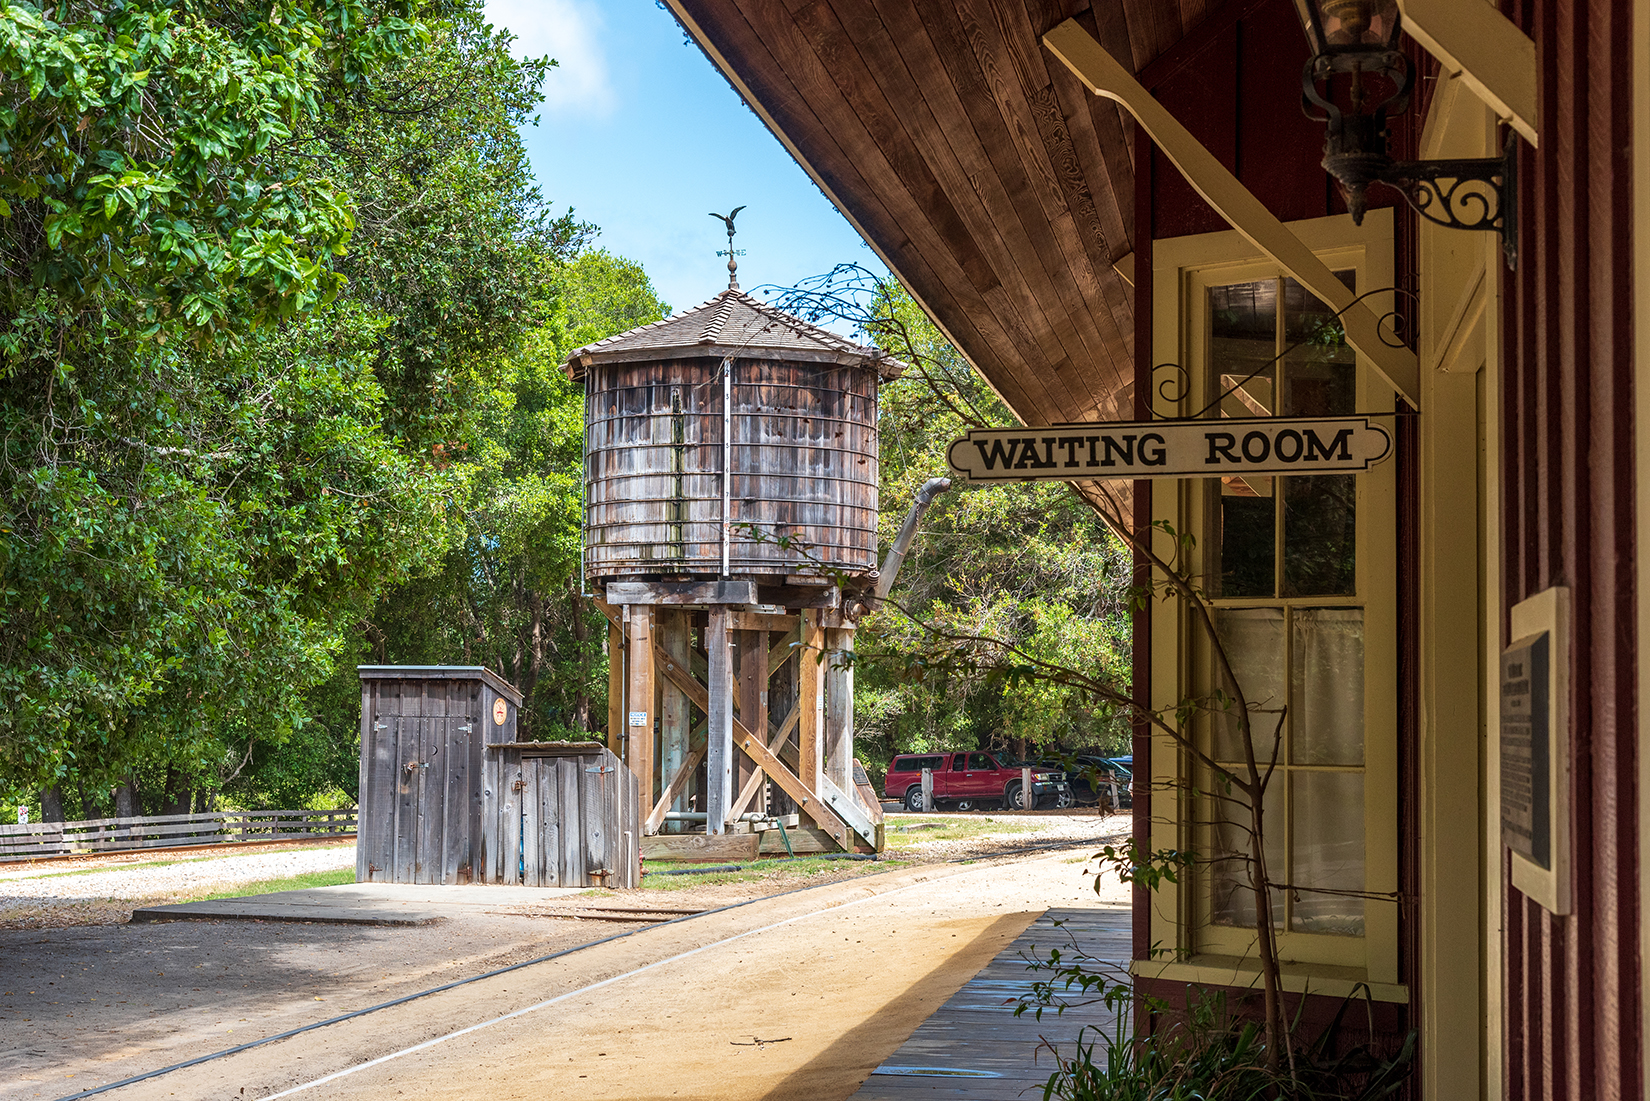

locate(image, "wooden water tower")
(567, 278), (900, 853)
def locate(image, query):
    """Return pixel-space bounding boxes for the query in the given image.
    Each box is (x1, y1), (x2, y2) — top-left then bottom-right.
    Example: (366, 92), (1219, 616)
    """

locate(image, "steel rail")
(48, 832), (1116, 1101)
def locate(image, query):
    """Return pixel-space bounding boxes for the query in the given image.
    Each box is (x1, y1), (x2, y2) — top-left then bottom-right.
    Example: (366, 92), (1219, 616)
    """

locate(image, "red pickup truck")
(882, 751), (1069, 811)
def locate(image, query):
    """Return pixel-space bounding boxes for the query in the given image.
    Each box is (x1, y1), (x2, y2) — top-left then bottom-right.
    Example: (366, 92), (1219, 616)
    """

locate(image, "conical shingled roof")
(563, 287), (905, 380)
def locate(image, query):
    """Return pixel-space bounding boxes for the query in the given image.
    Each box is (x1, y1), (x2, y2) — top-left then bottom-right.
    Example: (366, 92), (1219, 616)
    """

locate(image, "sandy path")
(110, 853), (1118, 1101)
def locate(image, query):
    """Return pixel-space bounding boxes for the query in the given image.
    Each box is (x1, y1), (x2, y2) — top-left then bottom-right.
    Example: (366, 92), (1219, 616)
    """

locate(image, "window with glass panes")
(1192, 271), (1394, 962)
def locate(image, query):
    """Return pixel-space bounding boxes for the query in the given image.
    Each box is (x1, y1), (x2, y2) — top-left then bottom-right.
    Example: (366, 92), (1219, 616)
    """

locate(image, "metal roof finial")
(710, 206), (746, 290)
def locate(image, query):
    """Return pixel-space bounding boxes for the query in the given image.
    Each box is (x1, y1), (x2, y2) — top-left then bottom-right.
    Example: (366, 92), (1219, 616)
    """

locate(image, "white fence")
(0, 809), (357, 862)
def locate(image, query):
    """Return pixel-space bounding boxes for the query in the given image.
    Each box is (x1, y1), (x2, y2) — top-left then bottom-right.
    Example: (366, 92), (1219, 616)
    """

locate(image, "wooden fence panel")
(480, 745), (500, 882)
(0, 810), (357, 862)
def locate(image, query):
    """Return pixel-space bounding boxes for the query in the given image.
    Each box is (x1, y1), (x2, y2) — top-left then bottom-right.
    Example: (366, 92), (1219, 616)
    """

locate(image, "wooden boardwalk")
(850, 905), (1131, 1100)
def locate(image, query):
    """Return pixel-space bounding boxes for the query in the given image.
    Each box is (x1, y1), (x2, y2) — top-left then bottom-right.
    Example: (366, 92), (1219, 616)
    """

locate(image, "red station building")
(661, 0), (1650, 1097)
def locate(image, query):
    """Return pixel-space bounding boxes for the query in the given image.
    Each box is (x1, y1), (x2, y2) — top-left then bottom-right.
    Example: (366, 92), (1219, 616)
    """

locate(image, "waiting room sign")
(946, 416), (1392, 482)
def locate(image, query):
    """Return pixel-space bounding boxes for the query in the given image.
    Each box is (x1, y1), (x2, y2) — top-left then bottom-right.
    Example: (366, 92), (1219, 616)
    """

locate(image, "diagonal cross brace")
(1042, 19), (1422, 408)
(729, 703), (800, 820)
(646, 717), (709, 835)
(653, 642), (853, 847)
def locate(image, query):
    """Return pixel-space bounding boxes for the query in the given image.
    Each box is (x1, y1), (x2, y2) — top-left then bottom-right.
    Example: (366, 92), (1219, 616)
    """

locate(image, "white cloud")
(485, 0), (616, 118)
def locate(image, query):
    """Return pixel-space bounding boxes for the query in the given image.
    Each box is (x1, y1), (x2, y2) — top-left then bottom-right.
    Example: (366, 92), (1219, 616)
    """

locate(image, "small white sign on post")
(16, 807), (27, 826)
(628, 711), (648, 728)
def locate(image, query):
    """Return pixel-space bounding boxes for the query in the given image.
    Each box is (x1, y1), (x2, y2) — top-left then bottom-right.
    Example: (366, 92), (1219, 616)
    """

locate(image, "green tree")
(768, 271), (1133, 772)
(0, 1), (587, 815)
(0, 0), (429, 808)
(223, 8), (608, 809)
(323, 249), (671, 758)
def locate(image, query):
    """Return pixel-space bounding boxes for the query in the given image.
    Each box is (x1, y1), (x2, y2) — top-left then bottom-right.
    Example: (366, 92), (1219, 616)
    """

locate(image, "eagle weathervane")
(710, 206), (746, 289)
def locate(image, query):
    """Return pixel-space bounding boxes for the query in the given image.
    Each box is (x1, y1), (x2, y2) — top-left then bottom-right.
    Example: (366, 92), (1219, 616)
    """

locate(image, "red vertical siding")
(1145, 0), (1392, 239)
(1500, 0), (1640, 1092)
(1138, 0), (1419, 1062)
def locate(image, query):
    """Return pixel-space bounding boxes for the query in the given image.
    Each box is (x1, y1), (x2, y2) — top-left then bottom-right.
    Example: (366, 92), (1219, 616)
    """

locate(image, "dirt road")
(97, 851), (1113, 1101)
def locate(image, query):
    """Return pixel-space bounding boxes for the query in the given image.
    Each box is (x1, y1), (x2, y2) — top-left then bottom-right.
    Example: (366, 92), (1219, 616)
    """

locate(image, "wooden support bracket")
(1398, 0), (1538, 146)
(1042, 19), (1422, 408)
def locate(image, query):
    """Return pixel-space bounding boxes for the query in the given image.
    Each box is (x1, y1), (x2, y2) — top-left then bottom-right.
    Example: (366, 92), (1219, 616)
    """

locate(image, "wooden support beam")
(824, 626), (855, 793)
(646, 717), (709, 836)
(641, 833), (760, 863)
(797, 609), (825, 794)
(625, 607), (655, 808)
(704, 608), (734, 834)
(653, 640), (848, 847)
(733, 724), (850, 849)
(606, 620), (624, 756)
(767, 626), (801, 671)
(607, 580), (757, 605)
(729, 703), (798, 820)
(727, 610), (795, 633)
(1042, 19), (1422, 407)
(659, 610), (693, 829)
(1398, 0), (1538, 146)
(735, 629), (768, 810)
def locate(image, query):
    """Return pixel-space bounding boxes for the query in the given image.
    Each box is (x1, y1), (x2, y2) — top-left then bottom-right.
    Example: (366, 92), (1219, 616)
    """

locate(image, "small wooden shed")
(357, 666), (639, 887)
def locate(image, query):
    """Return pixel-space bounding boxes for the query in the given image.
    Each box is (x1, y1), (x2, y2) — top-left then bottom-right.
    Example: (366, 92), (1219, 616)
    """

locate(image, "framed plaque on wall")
(1501, 586), (1571, 915)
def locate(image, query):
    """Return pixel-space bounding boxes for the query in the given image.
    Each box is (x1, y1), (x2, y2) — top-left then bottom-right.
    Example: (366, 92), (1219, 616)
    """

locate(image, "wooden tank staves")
(566, 288), (900, 855)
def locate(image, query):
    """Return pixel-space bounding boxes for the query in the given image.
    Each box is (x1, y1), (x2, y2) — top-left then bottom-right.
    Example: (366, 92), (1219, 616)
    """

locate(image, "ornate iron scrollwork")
(1380, 135), (1518, 268)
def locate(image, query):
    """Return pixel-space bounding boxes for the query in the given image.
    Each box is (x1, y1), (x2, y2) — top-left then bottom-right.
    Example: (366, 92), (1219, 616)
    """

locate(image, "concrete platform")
(849, 905), (1130, 1099)
(130, 882), (590, 926)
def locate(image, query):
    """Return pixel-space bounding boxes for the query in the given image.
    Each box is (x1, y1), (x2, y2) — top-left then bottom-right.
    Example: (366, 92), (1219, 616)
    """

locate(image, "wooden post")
(1021, 766), (1033, 811)
(920, 768), (934, 812)
(606, 620), (625, 755)
(824, 625), (854, 793)
(705, 607), (735, 833)
(625, 607), (655, 809)
(736, 629), (768, 808)
(797, 609), (825, 792)
(660, 611), (692, 831)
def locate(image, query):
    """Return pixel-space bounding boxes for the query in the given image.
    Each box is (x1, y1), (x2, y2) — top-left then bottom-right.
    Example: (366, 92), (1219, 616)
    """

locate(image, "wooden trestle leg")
(659, 610), (692, 831)
(705, 607), (734, 833)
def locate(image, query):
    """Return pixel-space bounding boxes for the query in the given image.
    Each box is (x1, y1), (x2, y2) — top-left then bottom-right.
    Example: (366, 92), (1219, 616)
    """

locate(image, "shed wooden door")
(365, 713), (474, 885)
(510, 756), (623, 888)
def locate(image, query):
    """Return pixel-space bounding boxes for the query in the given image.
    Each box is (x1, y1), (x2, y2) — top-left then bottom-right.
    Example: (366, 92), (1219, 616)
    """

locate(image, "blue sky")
(481, 0), (880, 316)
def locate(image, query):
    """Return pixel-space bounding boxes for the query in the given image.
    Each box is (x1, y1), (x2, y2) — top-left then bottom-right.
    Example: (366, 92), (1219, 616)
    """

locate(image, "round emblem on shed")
(492, 698), (508, 726)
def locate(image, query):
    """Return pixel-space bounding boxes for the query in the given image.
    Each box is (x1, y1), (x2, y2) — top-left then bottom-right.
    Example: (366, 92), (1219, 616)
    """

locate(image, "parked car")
(1039, 754), (1132, 809)
(882, 751), (1071, 811)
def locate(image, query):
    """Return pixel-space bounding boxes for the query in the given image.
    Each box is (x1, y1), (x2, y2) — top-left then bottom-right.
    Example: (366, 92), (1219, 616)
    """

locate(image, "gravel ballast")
(0, 841), (357, 928)
(0, 810), (1129, 929)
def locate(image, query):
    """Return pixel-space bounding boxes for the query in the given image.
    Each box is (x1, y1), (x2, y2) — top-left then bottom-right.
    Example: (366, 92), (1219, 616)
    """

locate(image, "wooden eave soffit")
(1044, 20), (1422, 407)
(1397, 0), (1539, 147)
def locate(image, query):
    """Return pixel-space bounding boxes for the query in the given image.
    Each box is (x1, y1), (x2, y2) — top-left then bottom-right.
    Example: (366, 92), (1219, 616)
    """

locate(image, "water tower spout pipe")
(873, 476), (953, 605)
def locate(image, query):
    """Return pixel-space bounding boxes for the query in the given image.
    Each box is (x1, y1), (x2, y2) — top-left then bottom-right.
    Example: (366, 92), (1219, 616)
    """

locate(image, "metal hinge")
(586, 765), (615, 774)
